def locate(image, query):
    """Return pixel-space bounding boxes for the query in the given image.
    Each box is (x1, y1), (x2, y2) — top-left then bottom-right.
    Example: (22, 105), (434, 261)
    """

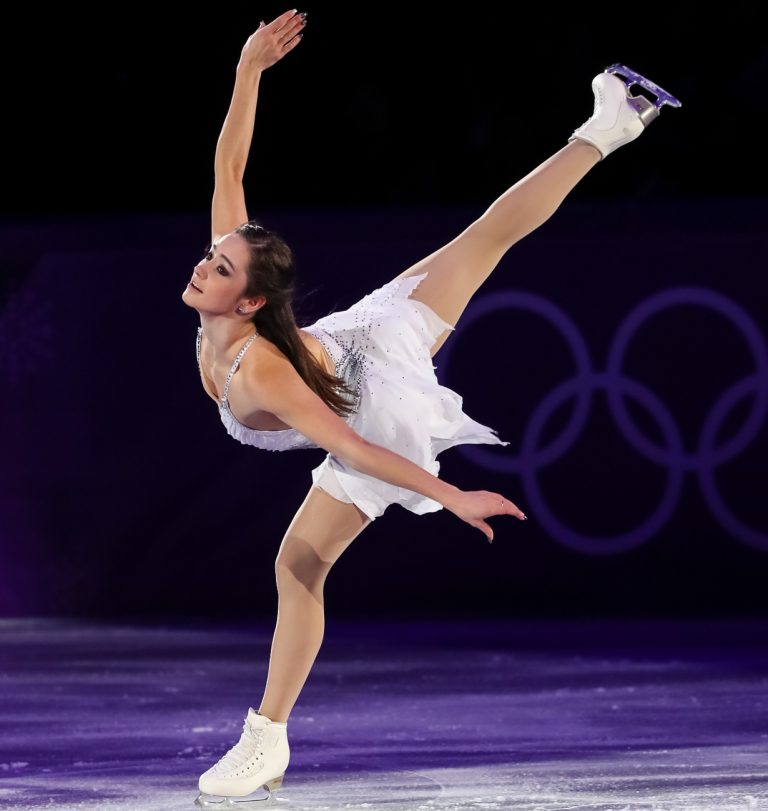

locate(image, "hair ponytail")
(234, 221), (358, 419)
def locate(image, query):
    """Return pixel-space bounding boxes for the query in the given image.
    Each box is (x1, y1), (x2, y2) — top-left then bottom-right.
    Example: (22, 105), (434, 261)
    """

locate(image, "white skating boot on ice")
(568, 63), (682, 160)
(195, 708), (290, 808)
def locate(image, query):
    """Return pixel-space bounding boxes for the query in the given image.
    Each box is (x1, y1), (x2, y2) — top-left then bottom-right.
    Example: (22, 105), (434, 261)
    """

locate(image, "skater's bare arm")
(241, 349), (458, 502)
(210, 10), (306, 240)
(242, 351), (527, 540)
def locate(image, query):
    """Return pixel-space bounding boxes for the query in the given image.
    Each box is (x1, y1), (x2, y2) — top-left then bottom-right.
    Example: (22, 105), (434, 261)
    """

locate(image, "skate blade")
(605, 62), (682, 109)
(195, 791), (289, 809)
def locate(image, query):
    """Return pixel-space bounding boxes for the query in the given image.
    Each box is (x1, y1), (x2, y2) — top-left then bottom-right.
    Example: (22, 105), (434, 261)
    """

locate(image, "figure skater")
(185, 10), (681, 807)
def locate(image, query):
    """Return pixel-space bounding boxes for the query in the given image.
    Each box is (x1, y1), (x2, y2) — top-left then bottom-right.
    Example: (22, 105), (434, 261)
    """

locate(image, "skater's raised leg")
(393, 65), (681, 358)
(393, 139), (600, 357)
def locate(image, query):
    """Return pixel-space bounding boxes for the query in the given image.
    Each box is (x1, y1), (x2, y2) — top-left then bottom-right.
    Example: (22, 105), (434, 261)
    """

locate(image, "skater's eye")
(201, 249), (230, 276)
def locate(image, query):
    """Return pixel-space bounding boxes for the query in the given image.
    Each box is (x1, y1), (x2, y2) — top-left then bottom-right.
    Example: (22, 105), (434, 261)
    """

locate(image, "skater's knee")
(274, 543), (331, 592)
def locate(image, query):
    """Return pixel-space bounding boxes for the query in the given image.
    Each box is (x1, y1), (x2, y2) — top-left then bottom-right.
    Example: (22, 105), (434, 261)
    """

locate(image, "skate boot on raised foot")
(195, 708), (290, 808)
(568, 63), (682, 160)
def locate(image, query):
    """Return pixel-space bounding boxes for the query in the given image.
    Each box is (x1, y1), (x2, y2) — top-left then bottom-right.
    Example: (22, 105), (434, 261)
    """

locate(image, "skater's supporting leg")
(393, 140), (601, 356)
(256, 486), (371, 723)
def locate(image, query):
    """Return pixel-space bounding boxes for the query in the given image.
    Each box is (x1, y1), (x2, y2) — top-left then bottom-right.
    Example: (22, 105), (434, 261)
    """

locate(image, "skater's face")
(183, 233), (263, 315)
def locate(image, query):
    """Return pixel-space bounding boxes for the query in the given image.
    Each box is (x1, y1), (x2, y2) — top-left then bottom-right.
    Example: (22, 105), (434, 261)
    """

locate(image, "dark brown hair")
(232, 220), (358, 419)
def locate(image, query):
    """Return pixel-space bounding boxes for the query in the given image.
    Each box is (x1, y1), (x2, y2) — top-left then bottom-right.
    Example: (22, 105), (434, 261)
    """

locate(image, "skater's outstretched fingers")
(444, 490), (528, 543)
(239, 9), (307, 72)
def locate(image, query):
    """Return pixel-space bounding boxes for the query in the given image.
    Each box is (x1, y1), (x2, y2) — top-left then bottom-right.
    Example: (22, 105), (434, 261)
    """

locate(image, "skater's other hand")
(238, 9), (306, 72)
(444, 490), (528, 542)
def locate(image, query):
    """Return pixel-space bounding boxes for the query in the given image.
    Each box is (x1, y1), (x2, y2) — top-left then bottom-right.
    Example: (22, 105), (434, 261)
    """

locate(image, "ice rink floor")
(1, 617), (767, 810)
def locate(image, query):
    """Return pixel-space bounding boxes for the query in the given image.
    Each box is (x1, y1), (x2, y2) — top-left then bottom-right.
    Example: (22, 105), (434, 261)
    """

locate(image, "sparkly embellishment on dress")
(305, 328), (363, 412)
(330, 341), (364, 411)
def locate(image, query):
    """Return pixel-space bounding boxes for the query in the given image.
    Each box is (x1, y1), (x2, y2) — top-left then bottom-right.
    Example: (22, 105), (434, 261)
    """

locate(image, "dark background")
(2, 4), (766, 618)
(7, 4), (767, 212)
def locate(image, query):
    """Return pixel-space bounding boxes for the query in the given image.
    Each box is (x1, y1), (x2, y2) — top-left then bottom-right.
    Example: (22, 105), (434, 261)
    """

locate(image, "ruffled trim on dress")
(310, 271), (510, 520)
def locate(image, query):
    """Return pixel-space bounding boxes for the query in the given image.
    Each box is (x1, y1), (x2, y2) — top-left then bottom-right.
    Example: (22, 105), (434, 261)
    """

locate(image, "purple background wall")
(2, 6), (766, 617)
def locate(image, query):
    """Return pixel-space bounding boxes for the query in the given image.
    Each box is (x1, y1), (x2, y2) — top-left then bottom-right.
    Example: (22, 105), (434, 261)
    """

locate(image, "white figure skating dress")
(196, 271), (509, 521)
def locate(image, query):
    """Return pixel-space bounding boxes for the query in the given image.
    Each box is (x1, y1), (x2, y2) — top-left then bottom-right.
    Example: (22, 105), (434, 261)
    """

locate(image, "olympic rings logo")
(439, 287), (768, 555)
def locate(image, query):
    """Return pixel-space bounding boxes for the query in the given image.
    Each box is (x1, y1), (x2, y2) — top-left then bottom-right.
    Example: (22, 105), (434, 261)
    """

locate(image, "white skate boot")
(195, 708), (290, 808)
(568, 63), (682, 160)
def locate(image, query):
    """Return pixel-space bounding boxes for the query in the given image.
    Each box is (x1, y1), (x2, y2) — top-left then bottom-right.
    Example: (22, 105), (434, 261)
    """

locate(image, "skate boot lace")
(215, 720), (265, 775)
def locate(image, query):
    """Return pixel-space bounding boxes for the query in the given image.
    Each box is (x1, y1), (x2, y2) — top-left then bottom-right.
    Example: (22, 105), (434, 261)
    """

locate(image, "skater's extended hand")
(238, 9), (306, 72)
(444, 490), (528, 542)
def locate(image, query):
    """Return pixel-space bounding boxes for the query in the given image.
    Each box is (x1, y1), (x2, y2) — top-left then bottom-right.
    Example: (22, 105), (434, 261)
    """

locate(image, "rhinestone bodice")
(195, 325), (360, 452)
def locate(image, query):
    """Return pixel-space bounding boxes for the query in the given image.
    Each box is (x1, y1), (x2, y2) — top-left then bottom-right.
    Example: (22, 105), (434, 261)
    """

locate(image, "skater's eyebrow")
(218, 252), (236, 273)
(209, 240), (237, 273)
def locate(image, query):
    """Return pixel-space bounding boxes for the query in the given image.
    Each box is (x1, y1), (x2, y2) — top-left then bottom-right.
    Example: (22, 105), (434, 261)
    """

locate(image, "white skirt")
(304, 271), (510, 521)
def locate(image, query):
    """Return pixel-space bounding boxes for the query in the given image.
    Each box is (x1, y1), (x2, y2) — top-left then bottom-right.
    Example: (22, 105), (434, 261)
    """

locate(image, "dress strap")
(222, 332), (260, 402)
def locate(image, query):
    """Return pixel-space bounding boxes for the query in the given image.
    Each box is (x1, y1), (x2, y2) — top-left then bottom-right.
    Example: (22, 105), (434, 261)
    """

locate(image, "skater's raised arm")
(245, 350), (527, 541)
(210, 10), (306, 242)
